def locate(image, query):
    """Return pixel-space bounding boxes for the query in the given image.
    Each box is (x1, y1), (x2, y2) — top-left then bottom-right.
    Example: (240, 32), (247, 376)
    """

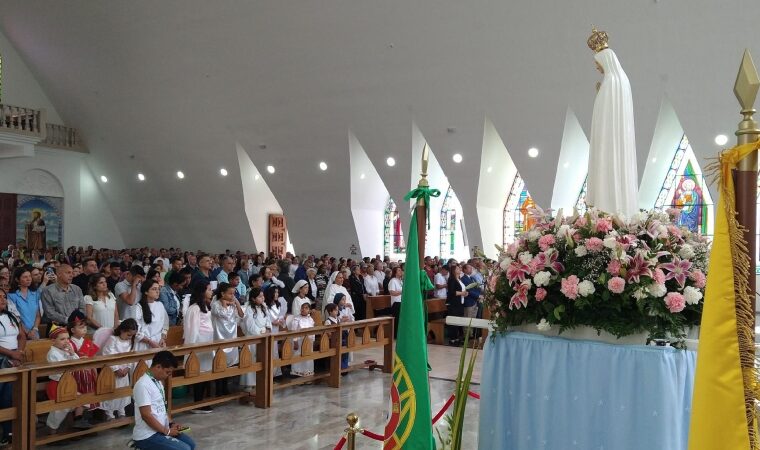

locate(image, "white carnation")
(647, 283), (667, 298)
(603, 237), (618, 249)
(632, 288), (648, 301)
(678, 244), (695, 260)
(534, 271), (551, 287)
(518, 251), (534, 265)
(683, 286), (703, 305)
(499, 257), (512, 271)
(578, 280), (595, 297)
(574, 246), (588, 257)
(527, 229), (542, 242)
(536, 318), (552, 331)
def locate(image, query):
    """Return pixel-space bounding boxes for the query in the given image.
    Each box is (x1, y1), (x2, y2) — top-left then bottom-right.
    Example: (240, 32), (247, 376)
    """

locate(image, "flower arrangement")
(485, 208), (710, 347)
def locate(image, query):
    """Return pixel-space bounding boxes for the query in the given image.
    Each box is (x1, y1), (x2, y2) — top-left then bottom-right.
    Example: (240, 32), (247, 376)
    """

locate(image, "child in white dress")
(134, 280), (169, 352)
(99, 319), (137, 419)
(211, 283), (244, 395)
(45, 325), (92, 432)
(240, 288), (270, 391)
(291, 303), (315, 377)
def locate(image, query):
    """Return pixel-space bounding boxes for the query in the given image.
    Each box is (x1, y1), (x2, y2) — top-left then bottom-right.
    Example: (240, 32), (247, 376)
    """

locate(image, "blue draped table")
(478, 332), (696, 450)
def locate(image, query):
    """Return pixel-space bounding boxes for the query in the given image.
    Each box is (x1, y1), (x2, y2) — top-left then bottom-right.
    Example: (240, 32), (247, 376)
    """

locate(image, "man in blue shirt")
(460, 264), (482, 322)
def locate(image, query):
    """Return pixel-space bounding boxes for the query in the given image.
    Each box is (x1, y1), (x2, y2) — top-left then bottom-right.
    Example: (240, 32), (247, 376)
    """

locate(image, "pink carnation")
(574, 216), (588, 228)
(560, 275), (580, 300)
(607, 260), (621, 276)
(607, 276), (626, 294)
(665, 292), (686, 313)
(572, 232), (582, 243)
(652, 268), (666, 284)
(538, 234), (556, 251)
(535, 288), (547, 302)
(595, 217), (613, 233)
(689, 270), (706, 289)
(585, 237), (604, 253)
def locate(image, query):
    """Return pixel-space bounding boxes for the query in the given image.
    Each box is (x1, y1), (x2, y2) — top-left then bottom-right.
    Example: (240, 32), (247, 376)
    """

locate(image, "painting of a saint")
(25, 210), (46, 251)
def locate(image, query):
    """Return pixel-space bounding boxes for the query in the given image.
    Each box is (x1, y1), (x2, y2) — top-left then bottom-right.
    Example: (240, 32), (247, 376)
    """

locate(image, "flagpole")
(416, 144), (430, 267)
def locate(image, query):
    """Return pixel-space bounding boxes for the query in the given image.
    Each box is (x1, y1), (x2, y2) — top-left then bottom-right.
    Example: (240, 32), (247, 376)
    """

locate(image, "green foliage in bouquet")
(485, 208), (709, 347)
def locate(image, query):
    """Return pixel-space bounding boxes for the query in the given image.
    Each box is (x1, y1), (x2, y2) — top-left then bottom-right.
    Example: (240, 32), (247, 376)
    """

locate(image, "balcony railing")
(39, 123), (87, 152)
(0, 103), (44, 138)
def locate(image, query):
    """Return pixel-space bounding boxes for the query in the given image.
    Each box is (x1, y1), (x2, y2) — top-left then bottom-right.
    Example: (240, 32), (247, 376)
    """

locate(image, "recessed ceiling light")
(266, 165), (275, 174)
(176, 171), (185, 179)
(360, 173), (366, 179)
(452, 153), (463, 163)
(528, 147), (539, 158)
(714, 134), (729, 146)
(563, 162), (569, 169)
(651, 158), (657, 163)
(254, 174), (260, 180)
(137, 173), (145, 181)
(319, 161), (328, 171)
(386, 157), (396, 167)
(220, 168), (228, 176)
(486, 166), (492, 173)
(100, 175), (108, 183)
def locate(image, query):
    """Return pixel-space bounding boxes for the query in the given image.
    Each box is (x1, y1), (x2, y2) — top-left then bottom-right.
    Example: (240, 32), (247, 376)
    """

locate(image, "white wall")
(236, 142), (293, 254)
(639, 98), (683, 209)
(477, 119), (518, 259)
(349, 131), (389, 257)
(551, 109), (589, 212)
(0, 149), (124, 248)
(0, 30), (62, 124)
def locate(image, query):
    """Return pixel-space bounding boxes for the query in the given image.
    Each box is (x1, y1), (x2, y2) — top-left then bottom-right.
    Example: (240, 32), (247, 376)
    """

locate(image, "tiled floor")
(40, 344), (482, 449)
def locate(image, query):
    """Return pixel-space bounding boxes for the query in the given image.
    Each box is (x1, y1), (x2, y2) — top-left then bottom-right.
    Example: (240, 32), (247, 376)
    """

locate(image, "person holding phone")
(130, 350), (195, 450)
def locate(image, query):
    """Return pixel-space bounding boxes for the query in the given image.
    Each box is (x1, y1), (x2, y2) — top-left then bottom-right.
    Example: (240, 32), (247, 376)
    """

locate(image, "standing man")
(460, 264), (482, 322)
(115, 266), (145, 320)
(215, 256), (235, 284)
(164, 256), (184, 283)
(72, 257), (98, 293)
(107, 262), (123, 293)
(191, 254), (213, 288)
(40, 264), (87, 329)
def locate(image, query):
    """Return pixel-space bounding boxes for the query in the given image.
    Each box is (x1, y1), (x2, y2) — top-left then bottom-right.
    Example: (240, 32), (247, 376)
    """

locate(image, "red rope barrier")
(432, 395), (456, 424)
(361, 429), (386, 441)
(331, 390), (480, 447)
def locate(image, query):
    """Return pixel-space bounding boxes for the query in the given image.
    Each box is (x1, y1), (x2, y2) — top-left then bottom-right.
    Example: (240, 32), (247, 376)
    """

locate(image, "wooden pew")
(365, 295), (391, 319)
(426, 298), (448, 345)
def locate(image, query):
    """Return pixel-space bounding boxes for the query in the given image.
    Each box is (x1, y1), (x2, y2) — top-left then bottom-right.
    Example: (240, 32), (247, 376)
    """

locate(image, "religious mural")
(15, 194), (63, 250)
(384, 197), (405, 257)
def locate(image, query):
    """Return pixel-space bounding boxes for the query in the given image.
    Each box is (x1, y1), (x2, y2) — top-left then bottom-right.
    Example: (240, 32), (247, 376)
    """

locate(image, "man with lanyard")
(130, 351), (195, 450)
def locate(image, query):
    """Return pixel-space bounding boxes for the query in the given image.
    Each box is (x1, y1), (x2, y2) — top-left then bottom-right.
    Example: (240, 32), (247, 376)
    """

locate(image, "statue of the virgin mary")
(585, 28), (639, 217)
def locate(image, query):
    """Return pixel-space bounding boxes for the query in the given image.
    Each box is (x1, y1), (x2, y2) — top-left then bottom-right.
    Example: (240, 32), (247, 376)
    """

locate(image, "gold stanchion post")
(345, 412), (360, 450)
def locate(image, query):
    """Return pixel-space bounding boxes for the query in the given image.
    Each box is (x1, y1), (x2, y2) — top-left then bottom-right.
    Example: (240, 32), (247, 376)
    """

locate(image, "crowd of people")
(0, 244), (493, 449)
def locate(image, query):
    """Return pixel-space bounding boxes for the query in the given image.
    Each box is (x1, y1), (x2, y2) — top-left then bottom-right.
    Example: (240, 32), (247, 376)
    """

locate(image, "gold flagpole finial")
(734, 49), (760, 112)
(418, 143), (430, 187)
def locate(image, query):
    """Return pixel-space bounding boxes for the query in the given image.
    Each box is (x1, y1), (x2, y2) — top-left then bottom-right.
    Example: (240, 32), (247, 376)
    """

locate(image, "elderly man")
(215, 256), (236, 283)
(40, 264), (87, 330)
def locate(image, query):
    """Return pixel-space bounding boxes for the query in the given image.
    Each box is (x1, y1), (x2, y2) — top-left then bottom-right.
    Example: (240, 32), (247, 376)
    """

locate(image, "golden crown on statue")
(587, 27), (609, 53)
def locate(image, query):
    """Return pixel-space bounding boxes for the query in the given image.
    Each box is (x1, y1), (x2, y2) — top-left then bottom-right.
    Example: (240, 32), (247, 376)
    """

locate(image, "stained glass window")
(503, 174), (535, 246)
(383, 197), (405, 257)
(576, 177), (588, 215)
(654, 135), (714, 237)
(439, 185), (459, 258)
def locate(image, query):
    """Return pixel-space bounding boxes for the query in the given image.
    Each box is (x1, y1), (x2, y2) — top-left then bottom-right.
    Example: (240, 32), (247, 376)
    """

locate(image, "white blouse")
(134, 301), (169, 352)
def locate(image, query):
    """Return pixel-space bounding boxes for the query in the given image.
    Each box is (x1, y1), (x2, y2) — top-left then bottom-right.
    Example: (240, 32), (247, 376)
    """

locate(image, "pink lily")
(509, 281), (531, 310)
(625, 252), (653, 284)
(659, 257), (692, 289)
(536, 250), (564, 274)
(506, 262), (531, 284)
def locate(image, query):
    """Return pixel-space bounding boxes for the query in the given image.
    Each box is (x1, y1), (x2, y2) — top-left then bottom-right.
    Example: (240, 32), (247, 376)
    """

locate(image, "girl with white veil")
(586, 29), (639, 218)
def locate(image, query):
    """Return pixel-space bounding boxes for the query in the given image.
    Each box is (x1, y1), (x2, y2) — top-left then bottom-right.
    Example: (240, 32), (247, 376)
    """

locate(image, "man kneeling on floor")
(131, 350), (196, 450)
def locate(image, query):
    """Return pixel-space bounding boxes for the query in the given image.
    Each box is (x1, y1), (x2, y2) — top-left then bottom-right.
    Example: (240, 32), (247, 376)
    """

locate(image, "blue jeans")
(134, 432), (196, 450)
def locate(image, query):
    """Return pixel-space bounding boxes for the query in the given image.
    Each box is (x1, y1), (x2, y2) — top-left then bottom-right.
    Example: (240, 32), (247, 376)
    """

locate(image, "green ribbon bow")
(404, 186), (441, 229)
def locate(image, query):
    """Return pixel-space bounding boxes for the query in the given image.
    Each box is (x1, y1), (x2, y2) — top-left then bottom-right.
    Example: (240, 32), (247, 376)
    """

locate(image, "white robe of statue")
(586, 48), (639, 217)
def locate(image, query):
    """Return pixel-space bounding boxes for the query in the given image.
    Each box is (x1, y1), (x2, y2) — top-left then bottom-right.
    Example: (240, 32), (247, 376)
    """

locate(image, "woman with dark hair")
(183, 280), (214, 414)
(446, 264), (469, 346)
(0, 288), (24, 445)
(264, 285), (286, 333)
(84, 273), (118, 333)
(348, 265), (367, 320)
(134, 279), (168, 352)
(7, 267), (41, 341)
(388, 267), (404, 337)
